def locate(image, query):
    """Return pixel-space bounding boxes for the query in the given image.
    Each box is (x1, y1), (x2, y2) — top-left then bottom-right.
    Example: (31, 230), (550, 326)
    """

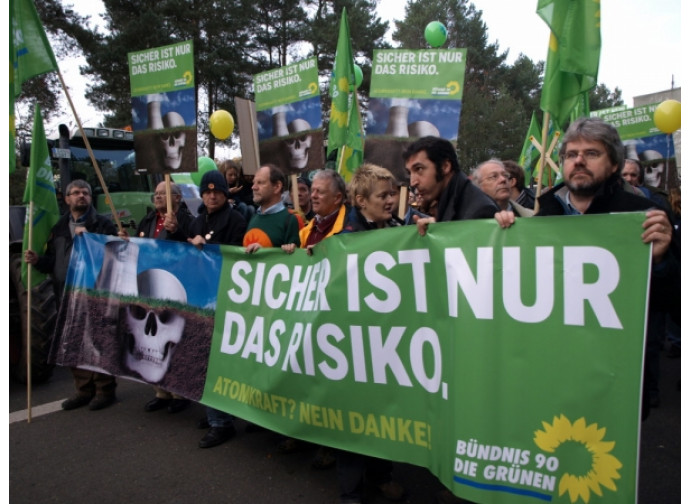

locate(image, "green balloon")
(192, 156), (217, 186)
(354, 64), (363, 88)
(425, 21), (448, 48)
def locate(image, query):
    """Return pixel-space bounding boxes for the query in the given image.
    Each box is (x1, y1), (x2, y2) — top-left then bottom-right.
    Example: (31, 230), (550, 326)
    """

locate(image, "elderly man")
(472, 159), (533, 217)
(403, 136), (498, 235)
(25, 180), (119, 411)
(294, 169), (349, 248)
(138, 181), (194, 414)
(243, 163), (300, 252)
(496, 117), (679, 418)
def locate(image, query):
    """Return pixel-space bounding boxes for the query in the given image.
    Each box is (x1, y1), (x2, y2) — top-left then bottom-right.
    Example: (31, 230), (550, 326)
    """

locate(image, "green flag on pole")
(537, 0), (601, 128)
(328, 7), (362, 182)
(22, 104), (60, 288)
(11, 0), (59, 173)
(518, 112), (542, 183)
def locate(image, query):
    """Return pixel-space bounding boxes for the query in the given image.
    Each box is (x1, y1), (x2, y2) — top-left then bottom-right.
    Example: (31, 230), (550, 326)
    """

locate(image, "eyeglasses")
(482, 171), (512, 183)
(563, 150), (605, 162)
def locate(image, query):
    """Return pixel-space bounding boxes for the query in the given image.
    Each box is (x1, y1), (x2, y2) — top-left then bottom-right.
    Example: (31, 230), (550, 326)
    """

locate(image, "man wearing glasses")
(24, 179), (119, 411)
(495, 117), (679, 420)
(472, 159), (533, 217)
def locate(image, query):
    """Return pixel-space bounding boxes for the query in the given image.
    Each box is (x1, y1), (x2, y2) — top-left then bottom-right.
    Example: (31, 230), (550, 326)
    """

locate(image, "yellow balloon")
(653, 100), (681, 134)
(210, 109), (235, 140)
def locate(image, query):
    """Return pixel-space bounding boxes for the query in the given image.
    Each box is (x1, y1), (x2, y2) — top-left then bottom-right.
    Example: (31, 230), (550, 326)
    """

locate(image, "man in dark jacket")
(184, 170), (247, 448)
(25, 179), (119, 411)
(495, 117), (679, 419)
(137, 181), (193, 242)
(403, 136), (498, 236)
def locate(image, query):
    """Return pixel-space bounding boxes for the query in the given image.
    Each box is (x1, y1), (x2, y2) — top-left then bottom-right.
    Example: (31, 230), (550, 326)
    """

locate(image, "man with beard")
(472, 159), (533, 217)
(24, 180), (119, 411)
(495, 117), (679, 419)
(402, 136), (498, 236)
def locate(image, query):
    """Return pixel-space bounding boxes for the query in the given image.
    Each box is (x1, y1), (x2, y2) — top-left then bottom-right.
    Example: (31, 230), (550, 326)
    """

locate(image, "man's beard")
(565, 178), (605, 197)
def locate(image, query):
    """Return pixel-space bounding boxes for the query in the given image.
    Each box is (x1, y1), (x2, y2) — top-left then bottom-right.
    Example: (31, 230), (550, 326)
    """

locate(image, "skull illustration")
(159, 111), (186, 170)
(284, 118), (312, 170)
(124, 269), (187, 383)
(639, 150), (664, 188)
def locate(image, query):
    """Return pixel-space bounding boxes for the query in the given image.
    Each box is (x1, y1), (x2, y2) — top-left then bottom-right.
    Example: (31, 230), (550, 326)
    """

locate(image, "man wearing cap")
(188, 170), (247, 249)
(185, 169), (247, 448)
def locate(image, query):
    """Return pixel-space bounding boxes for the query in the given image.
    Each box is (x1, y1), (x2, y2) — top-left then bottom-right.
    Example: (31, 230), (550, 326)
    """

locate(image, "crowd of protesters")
(24, 117), (680, 504)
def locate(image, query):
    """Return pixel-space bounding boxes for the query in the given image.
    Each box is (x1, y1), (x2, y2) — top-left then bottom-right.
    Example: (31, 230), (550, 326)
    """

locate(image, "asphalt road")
(9, 349), (680, 504)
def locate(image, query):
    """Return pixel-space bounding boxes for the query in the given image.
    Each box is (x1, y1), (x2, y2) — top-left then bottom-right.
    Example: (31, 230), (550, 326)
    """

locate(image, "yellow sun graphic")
(534, 415), (622, 503)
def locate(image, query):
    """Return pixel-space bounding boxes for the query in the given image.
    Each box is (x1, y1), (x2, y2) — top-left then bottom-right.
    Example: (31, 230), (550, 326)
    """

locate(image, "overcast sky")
(44, 0), (683, 138)
(378, 0), (682, 106)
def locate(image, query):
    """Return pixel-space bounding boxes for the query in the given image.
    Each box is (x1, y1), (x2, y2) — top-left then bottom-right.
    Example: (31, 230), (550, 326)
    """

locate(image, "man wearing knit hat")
(187, 169), (247, 249)
(184, 167), (248, 448)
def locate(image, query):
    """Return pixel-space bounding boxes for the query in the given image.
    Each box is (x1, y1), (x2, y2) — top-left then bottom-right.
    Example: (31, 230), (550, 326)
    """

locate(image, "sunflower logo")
(183, 71), (193, 85)
(446, 81), (461, 95)
(534, 415), (622, 503)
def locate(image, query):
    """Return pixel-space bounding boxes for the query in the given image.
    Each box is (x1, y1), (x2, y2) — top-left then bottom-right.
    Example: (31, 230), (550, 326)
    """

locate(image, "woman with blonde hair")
(344, 163), (402, 232)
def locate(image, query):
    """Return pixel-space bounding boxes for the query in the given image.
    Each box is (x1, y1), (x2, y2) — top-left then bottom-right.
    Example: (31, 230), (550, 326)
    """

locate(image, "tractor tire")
(9, 252), (57, 384)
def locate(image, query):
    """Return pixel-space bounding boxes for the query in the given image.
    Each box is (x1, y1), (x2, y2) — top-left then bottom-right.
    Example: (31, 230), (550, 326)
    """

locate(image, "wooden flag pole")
(398, 186), (408, 221)
(56, 70), (123, 233)
(290, 173), (302, 217)
(26, 201), (34, 423)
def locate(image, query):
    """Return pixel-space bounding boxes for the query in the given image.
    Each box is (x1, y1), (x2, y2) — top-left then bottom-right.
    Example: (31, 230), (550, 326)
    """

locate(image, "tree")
(589, 83), (624, 112)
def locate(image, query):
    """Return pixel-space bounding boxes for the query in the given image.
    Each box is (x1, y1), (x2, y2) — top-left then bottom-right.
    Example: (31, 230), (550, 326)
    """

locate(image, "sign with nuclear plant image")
(253, 57), (324, 175)
(128, 40), (197, 174)
(364, 48), (467, 182)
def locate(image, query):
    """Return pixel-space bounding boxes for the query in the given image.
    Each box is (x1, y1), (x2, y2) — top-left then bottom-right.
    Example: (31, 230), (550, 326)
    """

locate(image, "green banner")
(370, 49), (466, 99)
(128, 40), (195, 96)
(204, 214), (648, 504)
(55, 214), (650, 503)
(254, 57), (320, 111)
(591, 103), (663, 140)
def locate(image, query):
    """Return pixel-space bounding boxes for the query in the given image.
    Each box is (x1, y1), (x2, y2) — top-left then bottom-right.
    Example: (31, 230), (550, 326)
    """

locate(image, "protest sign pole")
(398, 186), (408, 220)
(56, 70), (123, 232)
(533, 112), (551, 214)
(290, 174), (302, 217)
(25, 201), (34, 422)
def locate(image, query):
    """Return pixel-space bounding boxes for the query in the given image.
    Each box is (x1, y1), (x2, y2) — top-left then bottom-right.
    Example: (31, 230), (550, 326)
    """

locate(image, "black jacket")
(137, 201), (194, 241)
(187, 202), (247, 246)
(436, 172), (499, 222)
(36, 206), (117, 299)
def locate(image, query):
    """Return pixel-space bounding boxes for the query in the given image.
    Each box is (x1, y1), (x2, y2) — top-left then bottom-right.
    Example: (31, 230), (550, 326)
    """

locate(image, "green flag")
(518, 112), (542, 182)
(328, 7), (362, 182)
(11, 0), (59, 173)
(22, 104), (60, 288)
(537, 0), (601, 128)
